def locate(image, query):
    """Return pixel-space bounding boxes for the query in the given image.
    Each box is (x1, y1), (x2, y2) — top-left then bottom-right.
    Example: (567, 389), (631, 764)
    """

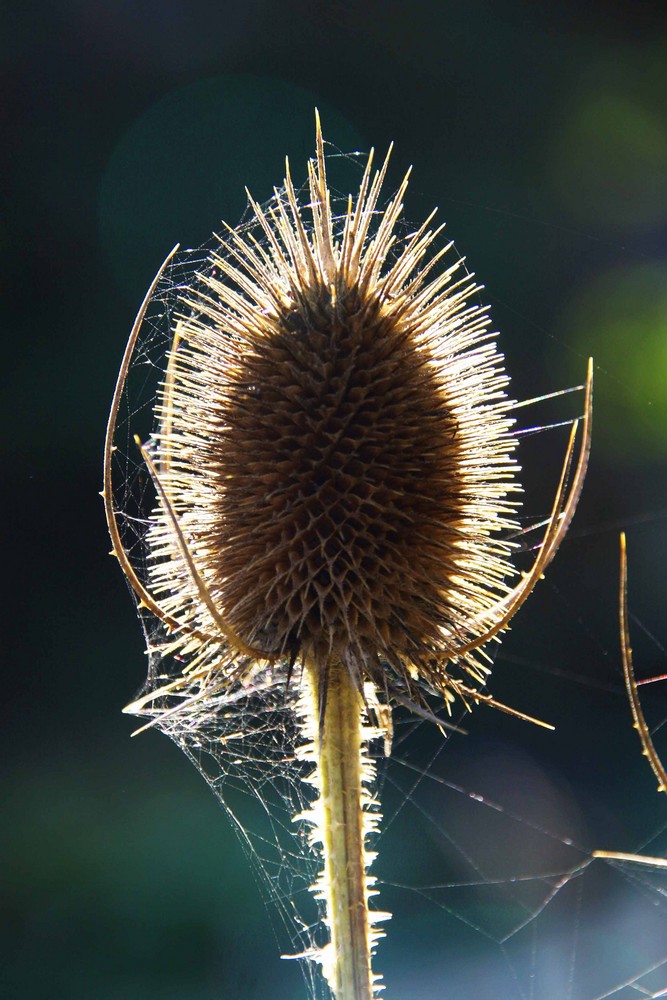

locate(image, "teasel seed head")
(111, 114), (590, 725)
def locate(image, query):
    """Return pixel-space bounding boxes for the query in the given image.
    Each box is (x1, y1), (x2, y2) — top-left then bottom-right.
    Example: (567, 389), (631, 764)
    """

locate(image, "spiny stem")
(303, 660), (380, 999)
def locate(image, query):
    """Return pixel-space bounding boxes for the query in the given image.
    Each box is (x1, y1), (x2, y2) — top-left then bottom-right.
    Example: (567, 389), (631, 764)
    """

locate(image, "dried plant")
(590, 536), (667, 872)
(619, 533), (667, 794)
(104, 114), (592, 998)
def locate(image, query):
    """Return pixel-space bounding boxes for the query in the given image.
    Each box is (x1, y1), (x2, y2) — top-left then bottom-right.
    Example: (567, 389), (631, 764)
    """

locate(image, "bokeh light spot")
(99, 75), (365, 300)
(559, 263), (667, 460)
(550, 90), (667, 233)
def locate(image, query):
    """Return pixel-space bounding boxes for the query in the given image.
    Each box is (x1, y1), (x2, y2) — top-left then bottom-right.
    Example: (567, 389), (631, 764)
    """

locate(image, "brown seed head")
(143, 120), (521, 708)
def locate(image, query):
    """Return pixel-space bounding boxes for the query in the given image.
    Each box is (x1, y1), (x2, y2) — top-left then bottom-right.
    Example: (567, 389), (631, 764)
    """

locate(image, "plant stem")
(303, 659), (380, 999)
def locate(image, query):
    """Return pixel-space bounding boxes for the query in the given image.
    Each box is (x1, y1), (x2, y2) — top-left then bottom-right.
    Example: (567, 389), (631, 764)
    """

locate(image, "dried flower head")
(105, 114), (591, 726)
(105, 114), (592, 999)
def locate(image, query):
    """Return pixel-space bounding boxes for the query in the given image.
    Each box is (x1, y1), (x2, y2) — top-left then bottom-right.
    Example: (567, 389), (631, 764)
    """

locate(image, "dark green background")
(3, 2), (667, 998)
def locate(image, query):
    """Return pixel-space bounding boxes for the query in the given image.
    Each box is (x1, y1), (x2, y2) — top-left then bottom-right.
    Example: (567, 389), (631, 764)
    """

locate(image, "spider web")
(376, 714), (667, 999)
(107, 168), (667, 1000)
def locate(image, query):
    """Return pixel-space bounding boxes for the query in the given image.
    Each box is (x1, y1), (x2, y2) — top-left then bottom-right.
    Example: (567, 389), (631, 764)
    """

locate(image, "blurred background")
(3, 2), (667, 997)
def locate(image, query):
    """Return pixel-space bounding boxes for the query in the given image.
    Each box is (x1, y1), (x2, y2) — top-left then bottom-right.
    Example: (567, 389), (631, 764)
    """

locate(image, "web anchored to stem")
(105, 115), (595, 997)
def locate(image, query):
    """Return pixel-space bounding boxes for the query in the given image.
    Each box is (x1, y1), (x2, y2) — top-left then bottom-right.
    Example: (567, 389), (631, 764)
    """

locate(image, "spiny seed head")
(145, 119), (520, 708)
